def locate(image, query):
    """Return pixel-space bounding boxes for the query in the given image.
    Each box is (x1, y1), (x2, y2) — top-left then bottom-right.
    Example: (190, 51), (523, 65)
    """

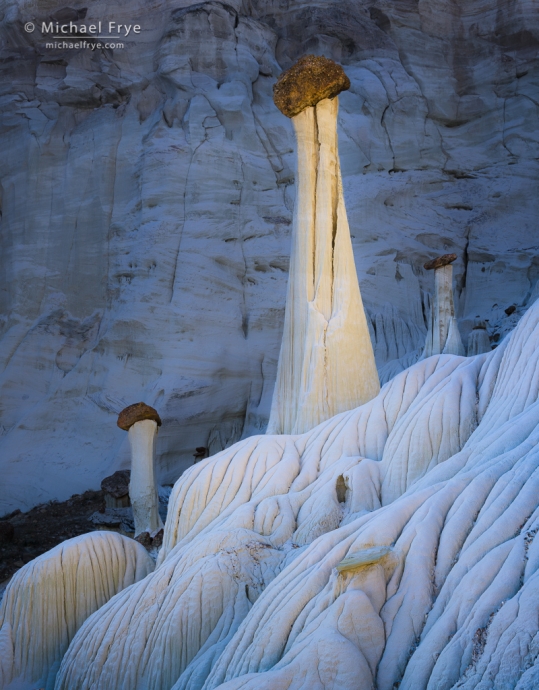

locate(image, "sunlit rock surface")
(3, 292), (539, 689)
(267, 92), (379, 436)
(1, 0), (538, 512)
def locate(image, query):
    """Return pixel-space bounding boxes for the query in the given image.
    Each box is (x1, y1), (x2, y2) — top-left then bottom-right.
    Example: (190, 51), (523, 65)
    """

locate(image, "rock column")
(423, 253), (465, 357)
(467, 319), (491, 355)
(267, 56), (380, 435)
(117, 402), (164, 538)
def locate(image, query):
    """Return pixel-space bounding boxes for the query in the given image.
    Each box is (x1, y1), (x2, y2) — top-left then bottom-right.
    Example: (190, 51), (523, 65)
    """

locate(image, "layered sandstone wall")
(0, 0), (537, 511)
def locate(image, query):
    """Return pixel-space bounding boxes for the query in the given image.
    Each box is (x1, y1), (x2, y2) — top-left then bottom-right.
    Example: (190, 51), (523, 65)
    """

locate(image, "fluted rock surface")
(1, 288), (537, 689)
(0, 0), (538, 512)
(0, 531), (153, 690)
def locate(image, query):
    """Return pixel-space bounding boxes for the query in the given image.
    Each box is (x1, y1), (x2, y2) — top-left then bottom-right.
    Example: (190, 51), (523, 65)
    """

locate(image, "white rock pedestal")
(267, 95), (380, 435)
(423, 255), (465, 358)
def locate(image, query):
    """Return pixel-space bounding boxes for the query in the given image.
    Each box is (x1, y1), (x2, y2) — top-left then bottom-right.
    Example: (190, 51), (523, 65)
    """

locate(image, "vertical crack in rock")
(169, 135), (206, 304)
(380, 103), (396, 171)
(239, 158), (249, 340)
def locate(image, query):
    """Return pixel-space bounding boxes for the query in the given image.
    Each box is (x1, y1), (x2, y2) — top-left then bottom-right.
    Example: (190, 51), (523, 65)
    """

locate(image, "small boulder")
(152, 529), (164, 549)
(101, 470), (131, 499)
(424, 253), (457, 270)
(135, 531), (152, 548)
(89, 507), (135, 533)
(134, 528), (164, 551)
(101, 470), (131, 508)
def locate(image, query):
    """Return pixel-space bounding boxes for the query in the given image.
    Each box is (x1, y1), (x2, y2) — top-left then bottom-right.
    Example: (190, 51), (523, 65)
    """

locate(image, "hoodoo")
(4, 294), (539, 690)
(423, 253), (465, 357)
(467, 318), (491, 356)
(267, 55), (380, 435)
(117, 402), (163, 538)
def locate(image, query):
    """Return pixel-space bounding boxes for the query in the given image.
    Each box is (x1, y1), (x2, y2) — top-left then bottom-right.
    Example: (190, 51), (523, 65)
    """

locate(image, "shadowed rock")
(193, 446), (208, 463)
(101, 470), (131, 499)
(468, 318), (491, 356)
(273, 55), (350, 118)
(0, 521), (14, 543)
(423, 253), (457, 271)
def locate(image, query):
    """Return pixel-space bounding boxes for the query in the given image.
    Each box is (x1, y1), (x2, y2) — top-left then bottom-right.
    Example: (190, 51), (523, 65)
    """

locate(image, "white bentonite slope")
(3, 298), (539, 689)
(0, 531), (154, 690)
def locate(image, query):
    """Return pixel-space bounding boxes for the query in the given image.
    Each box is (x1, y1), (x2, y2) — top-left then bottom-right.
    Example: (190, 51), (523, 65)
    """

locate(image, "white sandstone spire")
(422, 253), (465, 358)
(267, 56), (380, 435)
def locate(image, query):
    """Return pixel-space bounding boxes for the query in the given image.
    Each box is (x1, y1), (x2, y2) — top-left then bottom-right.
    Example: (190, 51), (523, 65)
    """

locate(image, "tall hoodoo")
(422, 253), (465, 357)
(117, 402), (163, 537)
(267, 55), (380, 435)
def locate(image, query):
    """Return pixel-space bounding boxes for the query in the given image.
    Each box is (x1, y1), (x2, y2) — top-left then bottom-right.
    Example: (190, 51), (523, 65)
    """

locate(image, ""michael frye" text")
(41, 21), (141, 36)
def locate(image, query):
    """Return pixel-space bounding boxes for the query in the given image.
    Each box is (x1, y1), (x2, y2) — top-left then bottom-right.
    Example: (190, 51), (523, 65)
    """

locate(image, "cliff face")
(0, 0), (538, 512)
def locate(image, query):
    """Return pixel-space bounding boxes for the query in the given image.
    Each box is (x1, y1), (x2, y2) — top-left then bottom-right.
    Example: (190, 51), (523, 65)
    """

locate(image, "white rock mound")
(0, 531), (154, 690)
(3, 299), (539, 689)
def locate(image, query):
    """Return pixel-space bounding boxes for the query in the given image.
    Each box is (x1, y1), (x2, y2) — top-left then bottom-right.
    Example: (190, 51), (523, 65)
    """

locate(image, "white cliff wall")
(0, 0), (538, 511)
